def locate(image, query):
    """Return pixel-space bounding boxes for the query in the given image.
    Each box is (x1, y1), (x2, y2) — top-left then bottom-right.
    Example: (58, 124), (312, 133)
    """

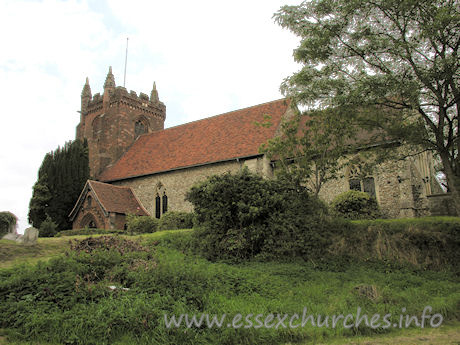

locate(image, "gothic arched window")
(347, 166), (376, 197)
(348, 166), (361, 191)
(162, 193), (168, 214)
(155, 194), (161, 219)
(154, 182), (168, 218)
(134, 120), (146, 138)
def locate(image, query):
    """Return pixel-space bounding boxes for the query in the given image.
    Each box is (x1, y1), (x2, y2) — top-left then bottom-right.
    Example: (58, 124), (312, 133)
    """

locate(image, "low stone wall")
(427, 193), (458, 216)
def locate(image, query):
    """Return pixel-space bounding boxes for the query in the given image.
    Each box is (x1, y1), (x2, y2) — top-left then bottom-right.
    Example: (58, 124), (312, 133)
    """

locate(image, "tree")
(0, 211), (17, 237)
(260, 106), (364, 196)
(38, 215), (58, 237)
(274, 0), (460, 213)
(28, 139), (89, 230)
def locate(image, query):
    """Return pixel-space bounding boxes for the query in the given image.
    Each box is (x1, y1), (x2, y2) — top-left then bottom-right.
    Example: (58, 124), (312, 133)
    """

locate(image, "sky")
(0, 0), (301, 234)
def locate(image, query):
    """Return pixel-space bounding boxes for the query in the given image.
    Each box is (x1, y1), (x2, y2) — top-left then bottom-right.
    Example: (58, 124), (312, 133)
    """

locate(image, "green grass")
(0, 228), (459, 344)
(0, 238), (69, 269)
(0, 230), (192, 269)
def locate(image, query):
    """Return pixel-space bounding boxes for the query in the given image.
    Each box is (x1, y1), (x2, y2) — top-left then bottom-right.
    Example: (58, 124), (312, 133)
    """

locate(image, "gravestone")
(2, 232), (21, 241)
(21, 227), (39, 245)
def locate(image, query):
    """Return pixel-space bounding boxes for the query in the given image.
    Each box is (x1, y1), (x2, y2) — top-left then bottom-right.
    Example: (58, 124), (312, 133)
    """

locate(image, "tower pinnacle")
(104, 66), (116, 89)
(150, 82), (159, 102)
(81, 77), (92, 98)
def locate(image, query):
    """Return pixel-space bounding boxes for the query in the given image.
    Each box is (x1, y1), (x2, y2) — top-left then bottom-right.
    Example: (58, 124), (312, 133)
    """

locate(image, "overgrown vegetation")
(331, 190), (381, 220)
(0, 232), (459, 345)
(334, 217), (460, 272)
(186, 168), (330, 261)
(0, 212), (17, 237)
(158, 211), (194, 230)
(126, 214), (159, 234)
(69, 236), (148, 254)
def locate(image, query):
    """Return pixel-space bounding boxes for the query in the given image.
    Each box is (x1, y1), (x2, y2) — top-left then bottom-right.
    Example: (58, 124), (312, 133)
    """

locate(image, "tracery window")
(154, 182), (168, 219)
(348, 166), (376, 197)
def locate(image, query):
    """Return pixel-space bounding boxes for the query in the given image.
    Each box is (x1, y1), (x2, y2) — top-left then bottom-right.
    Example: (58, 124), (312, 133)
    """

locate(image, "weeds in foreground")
(0, 232), (459, 345)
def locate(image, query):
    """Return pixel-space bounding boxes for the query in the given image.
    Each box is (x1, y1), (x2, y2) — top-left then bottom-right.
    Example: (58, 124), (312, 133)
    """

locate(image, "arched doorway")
(79, 213), (100, 229)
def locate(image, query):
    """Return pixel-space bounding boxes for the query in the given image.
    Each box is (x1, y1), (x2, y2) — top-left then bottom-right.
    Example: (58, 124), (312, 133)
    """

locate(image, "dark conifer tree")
(28, 139), (89, 230)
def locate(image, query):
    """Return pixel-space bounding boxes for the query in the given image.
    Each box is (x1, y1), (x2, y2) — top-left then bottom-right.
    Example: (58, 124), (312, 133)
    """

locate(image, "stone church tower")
(76, 67), (166, 178)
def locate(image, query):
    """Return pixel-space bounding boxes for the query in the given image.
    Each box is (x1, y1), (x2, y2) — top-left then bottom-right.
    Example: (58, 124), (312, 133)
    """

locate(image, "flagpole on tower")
(123, 37), (129, 87)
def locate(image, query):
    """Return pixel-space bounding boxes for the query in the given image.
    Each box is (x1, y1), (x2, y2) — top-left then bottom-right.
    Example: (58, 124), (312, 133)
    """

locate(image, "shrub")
(330, 190), (381, 220)
(126, 214), (159, 234)
(158, 211), (194, 230)
(0, 211), (17, 237)
(38, 215), (58, 237)
(186, 168), (329, 261)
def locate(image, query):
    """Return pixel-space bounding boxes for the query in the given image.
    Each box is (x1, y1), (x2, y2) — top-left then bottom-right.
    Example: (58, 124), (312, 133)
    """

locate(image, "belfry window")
(135, 120), (146, 138)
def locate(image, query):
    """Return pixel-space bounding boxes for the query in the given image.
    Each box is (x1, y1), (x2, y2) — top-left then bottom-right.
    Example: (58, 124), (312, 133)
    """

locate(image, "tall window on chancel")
(349, 179), (361, 191)
(155, 194), (161, 219)
(154, 182), (168, 218)
(134, 120), (146, 138)
(362, 177), (376, 196)
(162, 193), (168, 214)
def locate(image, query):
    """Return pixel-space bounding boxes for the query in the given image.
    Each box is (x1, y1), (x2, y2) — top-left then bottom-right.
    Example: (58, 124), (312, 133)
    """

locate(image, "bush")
(38, 215), (58, 237)
(158, 211), (194, 230)
(330, 190), (381, 220)
(126, 214), (159, 234)
(186, 168), (329, 261)
(0, 211), (17, 237)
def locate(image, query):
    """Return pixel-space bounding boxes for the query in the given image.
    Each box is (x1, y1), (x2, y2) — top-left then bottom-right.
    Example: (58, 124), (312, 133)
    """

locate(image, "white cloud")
(0, 0), (301, 233)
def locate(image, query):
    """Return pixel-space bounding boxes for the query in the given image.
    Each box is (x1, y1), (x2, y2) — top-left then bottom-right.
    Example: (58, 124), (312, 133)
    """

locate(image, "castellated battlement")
(84, 86), (166, 121)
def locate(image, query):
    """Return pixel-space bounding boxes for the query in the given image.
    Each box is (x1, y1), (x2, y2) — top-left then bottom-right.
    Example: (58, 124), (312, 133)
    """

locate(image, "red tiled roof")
(99, 99), (291, 182)
(88, 180), (148, 216)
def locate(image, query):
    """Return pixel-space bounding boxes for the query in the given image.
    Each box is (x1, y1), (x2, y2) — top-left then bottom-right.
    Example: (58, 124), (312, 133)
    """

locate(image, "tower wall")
(77, 70), (166, 178)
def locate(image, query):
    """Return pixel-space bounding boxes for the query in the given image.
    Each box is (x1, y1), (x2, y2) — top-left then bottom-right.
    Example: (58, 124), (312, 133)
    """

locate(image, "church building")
(69, 68), (452, 230)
